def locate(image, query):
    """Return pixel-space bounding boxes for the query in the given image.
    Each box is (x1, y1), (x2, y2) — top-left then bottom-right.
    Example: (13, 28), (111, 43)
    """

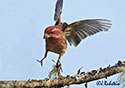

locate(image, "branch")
(0, 61), (125, 88)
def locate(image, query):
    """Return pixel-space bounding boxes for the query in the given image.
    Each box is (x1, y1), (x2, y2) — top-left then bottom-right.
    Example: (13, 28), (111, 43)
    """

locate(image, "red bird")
(38, 0), (112, 67)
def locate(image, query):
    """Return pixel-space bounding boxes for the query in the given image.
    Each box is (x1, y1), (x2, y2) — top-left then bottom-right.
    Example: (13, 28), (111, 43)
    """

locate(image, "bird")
(37, 0), (112, 69)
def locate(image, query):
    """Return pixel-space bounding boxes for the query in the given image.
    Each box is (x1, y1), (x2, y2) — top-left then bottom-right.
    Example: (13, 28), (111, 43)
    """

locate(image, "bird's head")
(44, 26), (63, 39)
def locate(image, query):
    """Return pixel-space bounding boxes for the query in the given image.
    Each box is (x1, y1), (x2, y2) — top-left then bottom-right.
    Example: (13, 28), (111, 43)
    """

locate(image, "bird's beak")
(43, 34), (51, 39)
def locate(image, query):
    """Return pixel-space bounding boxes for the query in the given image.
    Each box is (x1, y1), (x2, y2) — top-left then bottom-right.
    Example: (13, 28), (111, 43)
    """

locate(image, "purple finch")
(38, 0), (112, 67)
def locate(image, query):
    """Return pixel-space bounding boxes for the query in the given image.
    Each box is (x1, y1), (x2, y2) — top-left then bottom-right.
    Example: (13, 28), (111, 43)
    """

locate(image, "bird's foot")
(56, 62), (63, 72)
(37, 59), (44, 66)
(49, 60), (63, 78)
(56, 62), (63, 78)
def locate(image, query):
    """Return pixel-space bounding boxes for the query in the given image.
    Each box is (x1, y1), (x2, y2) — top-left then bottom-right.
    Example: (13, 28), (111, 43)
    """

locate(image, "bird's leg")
(56, 55), (63, 77)
(57, 61), (63, 78)
(49, 55), (63, 78)
(37, 50), (48, 66)
(56, 55), (62, 68)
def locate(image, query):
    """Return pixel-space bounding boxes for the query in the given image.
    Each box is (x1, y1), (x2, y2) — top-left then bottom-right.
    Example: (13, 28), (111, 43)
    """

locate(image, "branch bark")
(0, 61), (125, 88)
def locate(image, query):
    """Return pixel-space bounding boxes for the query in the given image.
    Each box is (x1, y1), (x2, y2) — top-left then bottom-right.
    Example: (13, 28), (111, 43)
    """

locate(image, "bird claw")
(49, 62), (63, 78)
(56, 62), (63, 72)
(37, 59), (43, 67)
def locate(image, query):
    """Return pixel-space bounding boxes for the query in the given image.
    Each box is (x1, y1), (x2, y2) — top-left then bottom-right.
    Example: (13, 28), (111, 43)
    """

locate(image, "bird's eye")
(51, 32), (54, 34)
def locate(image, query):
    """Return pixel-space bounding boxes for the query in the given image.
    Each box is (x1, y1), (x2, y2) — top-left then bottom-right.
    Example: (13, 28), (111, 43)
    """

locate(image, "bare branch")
(0, 61), (125, 88)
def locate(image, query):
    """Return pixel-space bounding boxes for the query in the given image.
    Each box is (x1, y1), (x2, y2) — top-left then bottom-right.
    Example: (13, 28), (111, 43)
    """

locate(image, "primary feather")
(54, 0), (63, 21)
(63, 19), (112, 46)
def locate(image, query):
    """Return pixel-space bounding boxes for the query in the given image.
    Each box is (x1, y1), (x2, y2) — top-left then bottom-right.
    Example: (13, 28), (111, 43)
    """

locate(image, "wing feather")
(63, 19), (112, 47)
(54, 0), (63, 21)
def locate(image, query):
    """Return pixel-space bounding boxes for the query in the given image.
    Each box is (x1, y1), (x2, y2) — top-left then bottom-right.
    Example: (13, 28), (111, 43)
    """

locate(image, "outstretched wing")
(63, 19), (112, 47)
(54, 0), (63, 21)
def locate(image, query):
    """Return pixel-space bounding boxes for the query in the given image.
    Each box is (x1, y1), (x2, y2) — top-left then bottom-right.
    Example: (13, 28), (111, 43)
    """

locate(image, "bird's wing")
(54, 0), (63, 21)
(63, 19), (112, 47)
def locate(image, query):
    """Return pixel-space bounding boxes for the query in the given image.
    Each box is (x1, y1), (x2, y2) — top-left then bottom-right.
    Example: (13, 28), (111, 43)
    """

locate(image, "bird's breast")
(46, 38), (67, 55)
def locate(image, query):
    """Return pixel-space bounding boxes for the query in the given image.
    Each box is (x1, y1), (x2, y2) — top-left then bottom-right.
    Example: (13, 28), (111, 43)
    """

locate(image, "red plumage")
(38, 0), (112, 68)
(45, 26), (67, 56)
